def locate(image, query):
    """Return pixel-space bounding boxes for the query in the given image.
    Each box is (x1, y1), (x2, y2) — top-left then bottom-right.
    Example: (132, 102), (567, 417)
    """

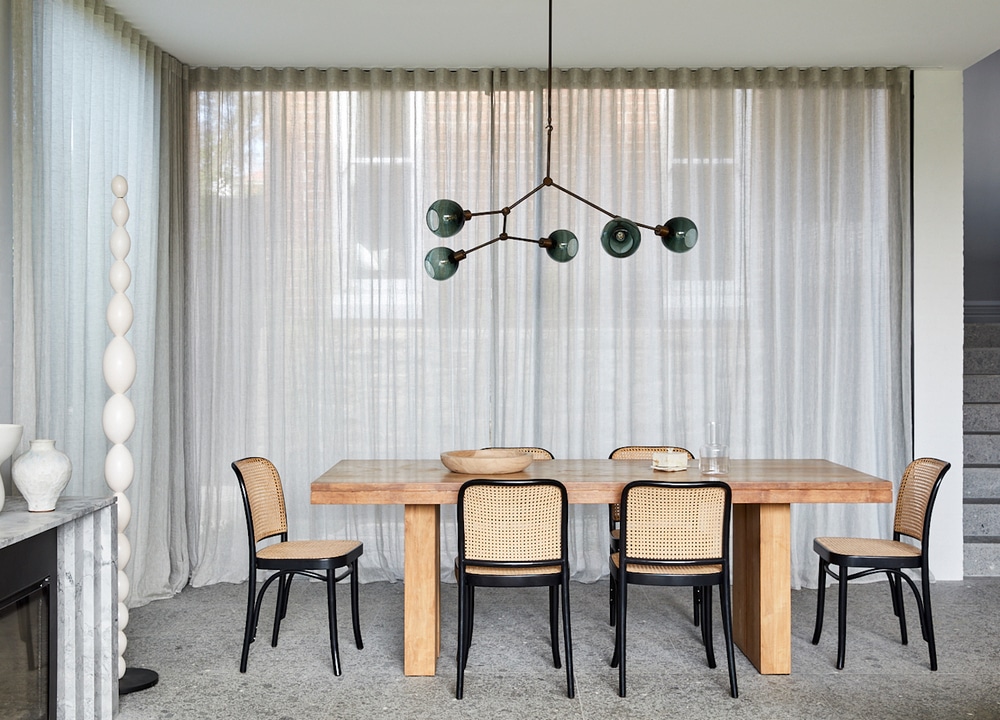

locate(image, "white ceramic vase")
(12, 438), (73, 512)
(0, 424), (24, 512)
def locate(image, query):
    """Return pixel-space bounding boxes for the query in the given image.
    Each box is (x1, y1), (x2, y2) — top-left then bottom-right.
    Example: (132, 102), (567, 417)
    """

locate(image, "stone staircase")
(964, 323), (1000, 575)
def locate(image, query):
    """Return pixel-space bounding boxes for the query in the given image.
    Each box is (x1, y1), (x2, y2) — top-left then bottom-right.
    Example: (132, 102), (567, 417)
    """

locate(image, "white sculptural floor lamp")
(104, 175), (158, 694)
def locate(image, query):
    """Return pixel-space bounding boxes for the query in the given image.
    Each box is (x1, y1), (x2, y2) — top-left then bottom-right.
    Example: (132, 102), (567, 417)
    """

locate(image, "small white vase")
(12, 438), (73, 512)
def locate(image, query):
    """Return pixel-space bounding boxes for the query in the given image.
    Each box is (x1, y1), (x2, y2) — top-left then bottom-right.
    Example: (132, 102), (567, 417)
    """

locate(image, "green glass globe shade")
(660, 216), (698, 253)
(426, 199), (466, 238)
(600, 218), (641, 258)
(424, 247), (460, 280)
(546, 229), (579, 263)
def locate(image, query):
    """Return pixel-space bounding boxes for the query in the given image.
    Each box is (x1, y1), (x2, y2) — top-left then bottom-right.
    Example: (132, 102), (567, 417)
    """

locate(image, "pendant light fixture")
(423, 0), (698, 281)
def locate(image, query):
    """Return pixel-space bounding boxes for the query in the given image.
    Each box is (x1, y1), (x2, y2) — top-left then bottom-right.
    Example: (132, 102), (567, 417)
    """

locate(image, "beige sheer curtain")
(11, 0), (912, 603)
(11, 0), (188, 604)
(186, 66), (911, 590)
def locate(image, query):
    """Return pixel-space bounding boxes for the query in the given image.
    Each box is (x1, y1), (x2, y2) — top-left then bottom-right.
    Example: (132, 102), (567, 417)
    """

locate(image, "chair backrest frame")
(232, 457), (289, 547)
(893, 457), (951, 549)
(618, 479), (732, 572)
(481, 446), (555, 460)
(457, 478), (568, 570)
(609, 446), (694, 461)
(608, 447), (695, 526)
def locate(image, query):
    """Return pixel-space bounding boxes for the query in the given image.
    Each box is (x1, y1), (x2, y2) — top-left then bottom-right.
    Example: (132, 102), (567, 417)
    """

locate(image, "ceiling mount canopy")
(423, 0), (698, 281)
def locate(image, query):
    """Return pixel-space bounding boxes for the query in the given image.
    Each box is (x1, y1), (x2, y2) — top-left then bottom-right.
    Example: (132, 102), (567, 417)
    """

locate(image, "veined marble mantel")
(0, 496), (118, 719)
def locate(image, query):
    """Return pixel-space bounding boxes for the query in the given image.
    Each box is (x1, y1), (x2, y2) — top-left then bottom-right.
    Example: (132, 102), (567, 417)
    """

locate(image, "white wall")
(913, 70), (965, 580)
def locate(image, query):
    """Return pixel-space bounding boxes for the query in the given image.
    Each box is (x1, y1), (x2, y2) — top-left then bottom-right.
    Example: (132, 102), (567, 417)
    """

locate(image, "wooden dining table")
(310, 458), (892, 677)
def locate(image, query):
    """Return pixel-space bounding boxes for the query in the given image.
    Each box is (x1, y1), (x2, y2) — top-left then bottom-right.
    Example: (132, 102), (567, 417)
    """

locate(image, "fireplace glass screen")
(0, 581), (50, 720)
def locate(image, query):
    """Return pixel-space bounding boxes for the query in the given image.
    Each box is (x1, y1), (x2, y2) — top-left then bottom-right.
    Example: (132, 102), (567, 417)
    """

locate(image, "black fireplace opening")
(0, 528), (57, 720)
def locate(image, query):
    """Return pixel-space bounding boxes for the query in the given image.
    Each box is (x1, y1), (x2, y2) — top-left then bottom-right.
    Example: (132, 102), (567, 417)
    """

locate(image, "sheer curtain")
(186, 65), (911, 591)
(11, 0), (188, 603)
(11, 0), (912, 604)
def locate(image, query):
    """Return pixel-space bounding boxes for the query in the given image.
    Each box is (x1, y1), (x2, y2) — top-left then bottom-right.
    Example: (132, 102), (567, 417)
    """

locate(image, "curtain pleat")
(12, 0), (187, 604)
(14, 0), (912, 602)
(185, 65), (911, 589)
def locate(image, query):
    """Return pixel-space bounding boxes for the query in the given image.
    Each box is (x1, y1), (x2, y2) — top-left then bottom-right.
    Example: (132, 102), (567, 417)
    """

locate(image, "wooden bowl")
(440, 449), (534, 475)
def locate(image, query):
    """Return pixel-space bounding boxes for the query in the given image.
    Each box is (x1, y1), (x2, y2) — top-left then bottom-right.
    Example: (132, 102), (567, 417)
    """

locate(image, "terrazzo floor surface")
(116, 577), (1000, 720)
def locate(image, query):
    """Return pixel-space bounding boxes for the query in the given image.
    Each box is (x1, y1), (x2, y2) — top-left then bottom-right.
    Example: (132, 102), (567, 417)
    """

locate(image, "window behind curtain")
(185, 67), (910, 589)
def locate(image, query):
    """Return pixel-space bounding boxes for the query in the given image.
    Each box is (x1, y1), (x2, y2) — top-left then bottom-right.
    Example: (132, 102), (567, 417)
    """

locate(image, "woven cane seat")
(813, 537), (920, 560)
(258, 539), (363, 561)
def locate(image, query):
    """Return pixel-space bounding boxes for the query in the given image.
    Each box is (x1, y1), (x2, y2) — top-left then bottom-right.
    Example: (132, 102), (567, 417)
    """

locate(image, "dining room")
(1, 0), (997, 717)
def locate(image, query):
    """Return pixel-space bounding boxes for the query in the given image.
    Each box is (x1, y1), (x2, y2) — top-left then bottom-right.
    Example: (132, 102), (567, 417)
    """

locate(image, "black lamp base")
(119, 667), (159, 695)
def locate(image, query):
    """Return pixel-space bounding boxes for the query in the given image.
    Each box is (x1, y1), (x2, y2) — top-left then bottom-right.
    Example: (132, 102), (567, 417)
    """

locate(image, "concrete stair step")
(965, 433), (1000, 465)
(963, 501), (1000, 536)
(964, 324), (1000, 575)
(965, 467), (1000, 498)
(964, 539), (1000, 576)
(966, 349), (1000, 374)
(965, 375), (1000, 402)
(964, 404), (1000, 432)
(966, 323), (1000, 348)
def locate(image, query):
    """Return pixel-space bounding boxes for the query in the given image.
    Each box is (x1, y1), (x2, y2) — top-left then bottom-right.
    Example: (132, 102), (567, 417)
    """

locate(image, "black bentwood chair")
(455, 478), (575, 700)
(811, 457), (951, 670)
(233, 457), (363, 675)
(608, 446), (698, 627)
(611, 479), (738, 699)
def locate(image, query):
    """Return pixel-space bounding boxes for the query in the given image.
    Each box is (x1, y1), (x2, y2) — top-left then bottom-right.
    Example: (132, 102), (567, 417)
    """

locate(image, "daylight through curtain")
(185, 65), (911, 590)
(11, 0), (912, 604)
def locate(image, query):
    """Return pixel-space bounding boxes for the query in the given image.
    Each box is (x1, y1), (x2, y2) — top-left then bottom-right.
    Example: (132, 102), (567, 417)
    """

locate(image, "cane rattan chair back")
(611, 480), (737, 698)
(811, 457), (951, 670)
(607, 446), (696, 626)
(233, 457), (364, 675)
(455, 479), (574, 699)
(481, 446), (554, 460)
(608, 446), (694, 523)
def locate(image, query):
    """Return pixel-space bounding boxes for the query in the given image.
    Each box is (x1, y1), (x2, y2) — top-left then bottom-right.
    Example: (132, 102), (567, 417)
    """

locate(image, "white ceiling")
(106, 0), (1000, 71)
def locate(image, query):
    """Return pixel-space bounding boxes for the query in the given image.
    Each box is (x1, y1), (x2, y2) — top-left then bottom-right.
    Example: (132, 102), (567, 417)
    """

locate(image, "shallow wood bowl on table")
(440, 449), (534, 475)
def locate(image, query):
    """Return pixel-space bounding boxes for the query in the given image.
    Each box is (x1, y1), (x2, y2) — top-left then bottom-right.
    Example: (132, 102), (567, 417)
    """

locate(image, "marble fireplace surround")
(0, 496), (117, 719)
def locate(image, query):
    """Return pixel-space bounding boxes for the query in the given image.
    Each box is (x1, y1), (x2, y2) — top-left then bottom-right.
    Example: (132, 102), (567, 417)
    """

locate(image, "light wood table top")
(310, 457), (892, 677)
(310, 458), (892, 506)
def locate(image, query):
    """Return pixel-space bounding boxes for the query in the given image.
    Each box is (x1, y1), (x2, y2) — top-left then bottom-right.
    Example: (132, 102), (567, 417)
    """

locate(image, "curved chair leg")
(242, 572), (282, 672)
(549, 585), (562, 669)
(921, 572), (938, 670)
(719, 577), (739, 698)
(239, 569), (257, 672)
(350, 561), (364, 649)
(272, 572), (292, 647)
(560, 575), (575, 698)
(888, 572), (908, 645)
(693, 587), (701, 626)
(811, 557), (828, 645)
(326, 569), (342, 676)
(614, 576), (627, 697)
(609, 574), (616, 626)
(465, 586), (475, 663)
(701, 585), (717, 669)
(456, 578), (467, 699)
(836, 565), (848, 670)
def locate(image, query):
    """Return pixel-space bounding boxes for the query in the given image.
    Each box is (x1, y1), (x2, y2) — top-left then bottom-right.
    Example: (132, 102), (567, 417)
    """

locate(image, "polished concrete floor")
(116, 577), (1000, 719)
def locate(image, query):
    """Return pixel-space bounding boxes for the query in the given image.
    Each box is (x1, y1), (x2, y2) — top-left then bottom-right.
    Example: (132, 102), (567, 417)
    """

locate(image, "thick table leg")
(731, 503), (791, 674)
(403, 504), (440, 676)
